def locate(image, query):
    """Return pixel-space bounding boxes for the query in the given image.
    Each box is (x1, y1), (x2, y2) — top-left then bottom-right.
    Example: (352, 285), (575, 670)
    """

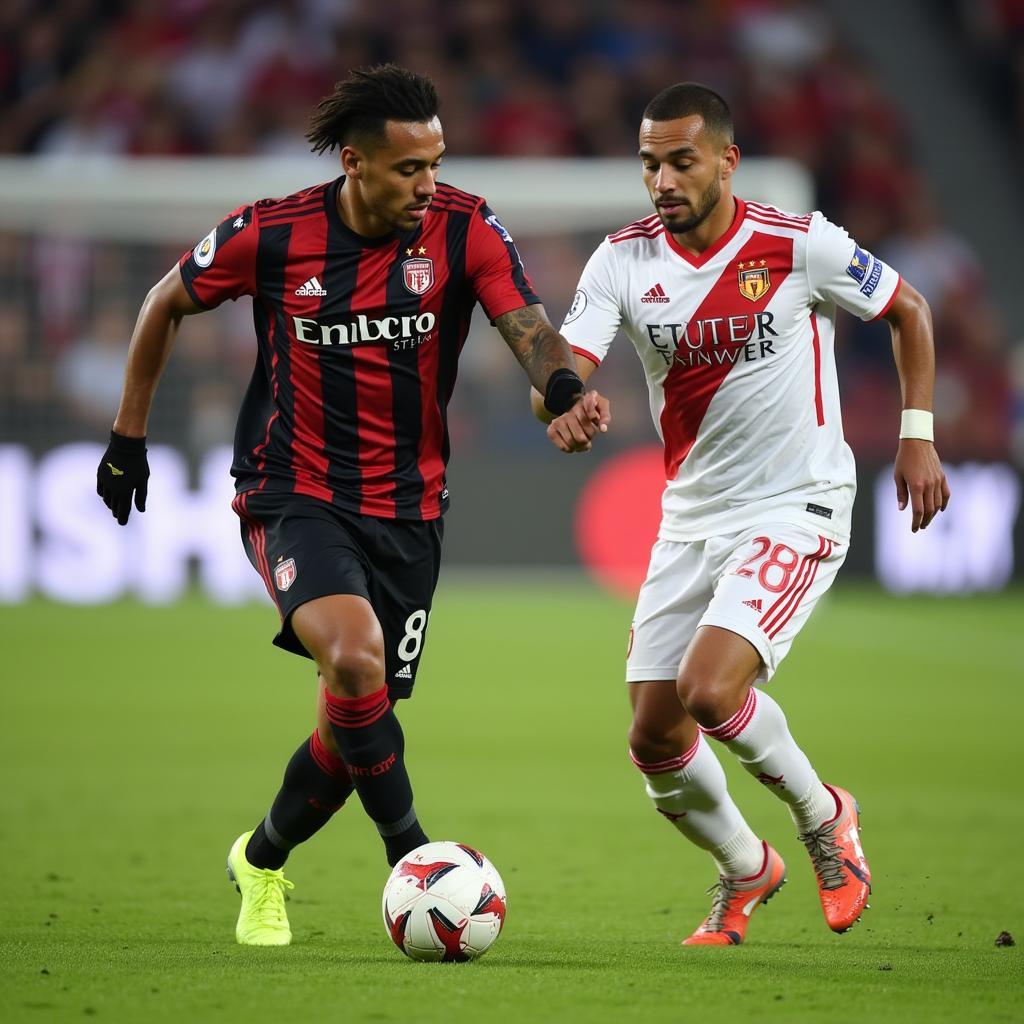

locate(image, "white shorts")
(626, 523), (846, 686)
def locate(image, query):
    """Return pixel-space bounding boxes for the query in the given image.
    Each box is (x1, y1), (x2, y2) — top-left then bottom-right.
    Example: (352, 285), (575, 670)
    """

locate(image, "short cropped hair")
(643, 83), (734, 144)
(306, 64), (440, 155)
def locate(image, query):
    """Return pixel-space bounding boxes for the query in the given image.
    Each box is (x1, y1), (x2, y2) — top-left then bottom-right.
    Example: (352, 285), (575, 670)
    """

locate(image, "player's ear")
(340, 145), (362, 179)
(720, 143), (740, 182)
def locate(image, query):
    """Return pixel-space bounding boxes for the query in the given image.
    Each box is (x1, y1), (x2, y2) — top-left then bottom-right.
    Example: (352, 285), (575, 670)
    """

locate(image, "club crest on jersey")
(737, 261), (771, 301)
(274, 557), (297, 592)
(402, 258), (434, 295)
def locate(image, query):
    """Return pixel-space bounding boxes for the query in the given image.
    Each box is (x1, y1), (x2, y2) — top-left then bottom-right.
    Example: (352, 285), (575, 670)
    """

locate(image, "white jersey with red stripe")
(562, 198), (901, 542)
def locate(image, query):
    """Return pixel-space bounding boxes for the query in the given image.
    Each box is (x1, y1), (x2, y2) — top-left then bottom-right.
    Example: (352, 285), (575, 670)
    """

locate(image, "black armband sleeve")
(543, 368), (585, 416)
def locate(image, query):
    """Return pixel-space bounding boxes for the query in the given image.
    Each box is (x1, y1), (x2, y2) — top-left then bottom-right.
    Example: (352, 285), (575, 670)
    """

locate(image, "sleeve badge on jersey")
(737, 262), (771, 301)
(485, 213), (514, 243)
(402, 258), (434, 295)
(564, 289), (588, 324)
(860, 258), (884, 297)
(193, 229), (217, 268)
(845, 245), (871, 284)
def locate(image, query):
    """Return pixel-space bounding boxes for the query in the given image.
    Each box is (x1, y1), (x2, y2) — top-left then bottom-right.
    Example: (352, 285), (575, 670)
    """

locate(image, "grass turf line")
(1, 582), (1021, 1022)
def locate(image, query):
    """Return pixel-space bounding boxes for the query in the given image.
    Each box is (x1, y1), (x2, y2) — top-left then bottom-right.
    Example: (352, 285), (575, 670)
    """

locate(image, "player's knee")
(319, 635), (385, 697)
(676, 669), (735, 728)
(628, 717), (679, 766)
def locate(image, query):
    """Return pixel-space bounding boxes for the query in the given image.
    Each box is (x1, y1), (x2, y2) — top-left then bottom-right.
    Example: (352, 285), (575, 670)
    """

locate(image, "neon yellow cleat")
(226, 831), (294, 946)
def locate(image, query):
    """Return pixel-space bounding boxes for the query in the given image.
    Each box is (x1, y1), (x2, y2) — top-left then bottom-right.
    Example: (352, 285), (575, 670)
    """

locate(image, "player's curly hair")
(643, 83), (734, 144)
(306, 64), (440, 155)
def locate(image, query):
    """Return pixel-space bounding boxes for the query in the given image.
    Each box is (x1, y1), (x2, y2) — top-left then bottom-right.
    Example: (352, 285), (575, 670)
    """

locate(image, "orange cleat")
(800, 784), (871, 933)
(682, 842), (786, 946)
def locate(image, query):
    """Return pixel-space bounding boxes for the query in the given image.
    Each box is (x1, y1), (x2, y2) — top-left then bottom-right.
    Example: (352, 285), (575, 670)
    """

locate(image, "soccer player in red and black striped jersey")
(96, 64), (610, 946)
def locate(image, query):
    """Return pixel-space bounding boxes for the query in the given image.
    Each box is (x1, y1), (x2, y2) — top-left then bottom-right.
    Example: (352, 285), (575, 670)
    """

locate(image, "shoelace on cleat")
(799, 823), (847, 890)
(701, 878), (739, 931)
(250, 871), (295, 922)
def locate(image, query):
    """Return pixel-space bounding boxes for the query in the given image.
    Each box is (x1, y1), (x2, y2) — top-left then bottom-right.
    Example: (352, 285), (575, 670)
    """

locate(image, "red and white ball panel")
(382, 841), (507, 962)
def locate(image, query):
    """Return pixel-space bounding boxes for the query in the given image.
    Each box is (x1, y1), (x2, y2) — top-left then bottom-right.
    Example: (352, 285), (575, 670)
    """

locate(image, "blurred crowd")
(948, 0), (1024, 144)
(0, 0), (1016, 466)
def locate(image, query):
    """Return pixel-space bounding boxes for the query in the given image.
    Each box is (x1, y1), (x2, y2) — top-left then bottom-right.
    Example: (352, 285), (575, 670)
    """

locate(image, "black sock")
(323, 685), (428, 866)
(245, 732), (354, 870)
(381, 820), (430, 868)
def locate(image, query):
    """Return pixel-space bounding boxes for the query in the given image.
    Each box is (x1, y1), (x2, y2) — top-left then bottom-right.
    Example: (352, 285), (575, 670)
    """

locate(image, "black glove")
(97, 431), (150, 525)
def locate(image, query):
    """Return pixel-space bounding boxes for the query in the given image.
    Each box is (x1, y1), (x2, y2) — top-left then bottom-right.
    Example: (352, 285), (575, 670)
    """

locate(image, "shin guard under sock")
(631, 735), (764, 878)
(246, 731), (354, 870)
(703, 687), (835, 832)
(323, 685), (428, 865)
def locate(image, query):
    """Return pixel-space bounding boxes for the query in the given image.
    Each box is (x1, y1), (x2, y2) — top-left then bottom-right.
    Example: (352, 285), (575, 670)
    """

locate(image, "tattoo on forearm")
(494, 305), (575, 390)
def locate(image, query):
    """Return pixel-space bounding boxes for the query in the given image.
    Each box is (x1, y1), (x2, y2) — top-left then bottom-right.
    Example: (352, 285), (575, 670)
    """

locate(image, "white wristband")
(899, 409), (934, 442)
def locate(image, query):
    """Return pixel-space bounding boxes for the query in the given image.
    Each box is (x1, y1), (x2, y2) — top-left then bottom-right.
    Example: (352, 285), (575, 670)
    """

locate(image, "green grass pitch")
(2, 579), (1021, 1022)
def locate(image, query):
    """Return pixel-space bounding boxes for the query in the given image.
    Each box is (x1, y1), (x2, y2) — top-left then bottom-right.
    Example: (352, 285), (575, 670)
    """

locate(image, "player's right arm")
(95, 268), (203, 525)
(112, 268), (202, 440)
(98, 205), (258, 525)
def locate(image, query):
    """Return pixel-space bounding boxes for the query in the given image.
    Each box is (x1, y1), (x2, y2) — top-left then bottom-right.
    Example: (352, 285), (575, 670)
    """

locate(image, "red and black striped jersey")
(178, 177), (539, 520)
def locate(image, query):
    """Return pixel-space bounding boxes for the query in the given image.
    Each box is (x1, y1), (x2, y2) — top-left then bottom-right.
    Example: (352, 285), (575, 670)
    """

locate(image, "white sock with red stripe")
(703, 687), (835, 832)
(631, 735), (764, 878)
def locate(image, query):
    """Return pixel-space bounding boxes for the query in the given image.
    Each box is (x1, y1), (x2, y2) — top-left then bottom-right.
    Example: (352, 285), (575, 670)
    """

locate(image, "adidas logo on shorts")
(742, 598), (763, 613)
(395, 664), (413, 679)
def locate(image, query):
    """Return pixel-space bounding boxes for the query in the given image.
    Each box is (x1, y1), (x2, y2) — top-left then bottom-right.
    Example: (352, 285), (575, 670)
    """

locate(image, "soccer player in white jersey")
(535, 83), (950, 945)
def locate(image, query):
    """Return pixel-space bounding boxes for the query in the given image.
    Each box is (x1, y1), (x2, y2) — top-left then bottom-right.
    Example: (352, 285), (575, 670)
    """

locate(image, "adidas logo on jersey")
(395, 664), (413, 679)
(742, 598), (763, 613)
(295, 276), (327, 296)
(641, 283), (670, 303)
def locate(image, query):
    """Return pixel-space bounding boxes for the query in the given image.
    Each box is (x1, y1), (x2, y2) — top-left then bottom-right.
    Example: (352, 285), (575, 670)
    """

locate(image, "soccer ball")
(382, 841), (507, 962)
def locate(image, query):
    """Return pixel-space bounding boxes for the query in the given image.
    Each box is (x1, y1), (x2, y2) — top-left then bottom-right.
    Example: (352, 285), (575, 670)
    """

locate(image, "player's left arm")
(883, 280), (951, 532)
(469, 203), (609, 452)
(529, 353), (600, 424)
(494, 303), (610, 453)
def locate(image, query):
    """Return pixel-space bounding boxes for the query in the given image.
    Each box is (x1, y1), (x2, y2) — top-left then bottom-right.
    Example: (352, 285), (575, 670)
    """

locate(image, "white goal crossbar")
(0, 156), (813, 242)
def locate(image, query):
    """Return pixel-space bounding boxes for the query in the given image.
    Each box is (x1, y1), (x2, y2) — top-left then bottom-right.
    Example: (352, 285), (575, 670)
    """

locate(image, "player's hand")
(546, 389), (611, 453)
(97, 431), (150, 525)
(894, 438), (949, 532)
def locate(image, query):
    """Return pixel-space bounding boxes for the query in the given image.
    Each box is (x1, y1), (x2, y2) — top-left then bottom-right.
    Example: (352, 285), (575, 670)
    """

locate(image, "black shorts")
(232, 490), (443, 700)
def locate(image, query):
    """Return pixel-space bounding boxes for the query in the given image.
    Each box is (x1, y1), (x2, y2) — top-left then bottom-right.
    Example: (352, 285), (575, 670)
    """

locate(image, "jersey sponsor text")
(292, 312), (437, 348)
(646, 312), (778, 367)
